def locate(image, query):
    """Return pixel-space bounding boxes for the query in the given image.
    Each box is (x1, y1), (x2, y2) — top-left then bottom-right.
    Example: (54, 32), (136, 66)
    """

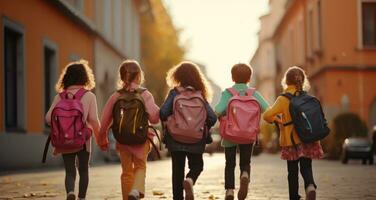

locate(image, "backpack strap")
(245, 88), (255, 97)
(175, 86), (195, 94)
(147, 125), (162, 159)
(118, 87), (147, 94)
(74, 88), (88, 100)
(42, 135), (51, 163)
(59, 91), (68, 99)
(59, 88), (87, 100)
(226, 88), (239, 96)
(279, 93), (295, 127)
(135, 87), (147, 94)
(280, 92), (294, 100)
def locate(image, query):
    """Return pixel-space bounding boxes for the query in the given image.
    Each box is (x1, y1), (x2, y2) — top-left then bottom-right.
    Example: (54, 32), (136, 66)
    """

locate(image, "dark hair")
(55, 60), (95, 92)
(231, 63), (253, 83)
(166, 61), (212, 101)
(118, 60), (144, 89)
(282, 66), (310, 91)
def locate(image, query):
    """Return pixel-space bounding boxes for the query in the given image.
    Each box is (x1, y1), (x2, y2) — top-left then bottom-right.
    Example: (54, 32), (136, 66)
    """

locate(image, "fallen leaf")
(153, 190), (164, 196)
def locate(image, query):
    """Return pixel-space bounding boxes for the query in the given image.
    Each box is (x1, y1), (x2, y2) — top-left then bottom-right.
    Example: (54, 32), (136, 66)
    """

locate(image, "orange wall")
(274, 0), (376, 126)
(0, 0), (94, 133)
(320, 0), (376, 68)
(312, 70), (376, 122)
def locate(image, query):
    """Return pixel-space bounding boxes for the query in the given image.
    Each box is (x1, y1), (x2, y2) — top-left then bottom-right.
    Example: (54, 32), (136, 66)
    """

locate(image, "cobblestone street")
(1, 153), (376, 200)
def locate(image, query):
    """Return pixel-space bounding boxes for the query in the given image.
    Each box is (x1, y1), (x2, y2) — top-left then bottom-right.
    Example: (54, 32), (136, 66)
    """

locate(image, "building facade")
(251, 0), (287, 103)
(0, 0), (147, 169)
(93, 0), (143, 112)
(257, 0), (376, 128)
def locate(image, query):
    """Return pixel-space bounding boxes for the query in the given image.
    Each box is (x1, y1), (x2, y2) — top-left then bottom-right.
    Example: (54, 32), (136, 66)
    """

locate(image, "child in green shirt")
(215, 63), (269, 200)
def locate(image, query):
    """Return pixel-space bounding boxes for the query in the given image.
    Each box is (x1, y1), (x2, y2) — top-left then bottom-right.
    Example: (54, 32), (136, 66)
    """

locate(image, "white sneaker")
(128, 189), (140, 200)
(183, 178), (194, 200)
(66, 191), (75, 200)
(225, 189), (234, 200)
(306, 184), (316, 200)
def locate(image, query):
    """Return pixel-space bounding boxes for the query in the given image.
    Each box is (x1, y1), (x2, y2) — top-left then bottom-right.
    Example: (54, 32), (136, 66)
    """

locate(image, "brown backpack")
(112, 88), (149, 145)
(112, 88), (161, 158)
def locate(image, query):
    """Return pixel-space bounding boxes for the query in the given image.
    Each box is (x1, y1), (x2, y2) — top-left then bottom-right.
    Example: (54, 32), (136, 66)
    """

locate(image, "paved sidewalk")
(1, 153), (376, 199)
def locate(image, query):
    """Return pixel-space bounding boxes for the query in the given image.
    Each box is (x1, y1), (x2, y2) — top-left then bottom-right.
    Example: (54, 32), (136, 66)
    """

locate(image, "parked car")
(341, 137), (374, 165)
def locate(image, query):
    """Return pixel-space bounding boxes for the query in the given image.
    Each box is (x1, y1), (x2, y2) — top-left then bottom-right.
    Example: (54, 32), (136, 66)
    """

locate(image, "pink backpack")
(219, 88), (261, 144)
(42, 88), (91, 163)
(166, 87), (207, 144)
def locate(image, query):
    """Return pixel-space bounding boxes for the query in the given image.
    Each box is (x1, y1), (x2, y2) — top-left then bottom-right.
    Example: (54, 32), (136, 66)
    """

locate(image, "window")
(3, 19), (25, 132)
(103, 1), (112, 38)
(315, 0), (322, 51)
(43, 40), (58, 121)
(113, 0), (122, 46)
(362, 2), (376, 46)
(307, 8), (314, 57)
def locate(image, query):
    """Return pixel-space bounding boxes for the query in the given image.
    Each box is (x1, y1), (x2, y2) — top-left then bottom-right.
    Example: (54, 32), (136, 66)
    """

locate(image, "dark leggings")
(224, 144), (253, 189)
(170, 151), (204, 200)
(287, 157), (317, 200)
(62, 149), (90, 198)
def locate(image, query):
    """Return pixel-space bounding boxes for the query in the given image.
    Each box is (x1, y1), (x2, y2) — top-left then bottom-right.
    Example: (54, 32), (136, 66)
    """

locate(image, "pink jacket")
(98, 83), (160, 159)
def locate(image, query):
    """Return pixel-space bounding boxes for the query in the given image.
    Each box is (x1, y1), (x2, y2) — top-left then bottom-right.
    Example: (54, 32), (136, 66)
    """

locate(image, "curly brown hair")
(166, 61), (212, 102)
(281, 66), (310, 91)
(55, 59), (95, 92)
(117, 60), (144, 89)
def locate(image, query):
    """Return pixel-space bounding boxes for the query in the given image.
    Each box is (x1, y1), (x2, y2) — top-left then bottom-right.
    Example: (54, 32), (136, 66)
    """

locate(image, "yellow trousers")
(118, 142), (149, 200)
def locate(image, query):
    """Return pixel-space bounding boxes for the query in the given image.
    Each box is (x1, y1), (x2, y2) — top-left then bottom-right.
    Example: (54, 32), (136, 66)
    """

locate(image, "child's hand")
(273, 116), (283, 124)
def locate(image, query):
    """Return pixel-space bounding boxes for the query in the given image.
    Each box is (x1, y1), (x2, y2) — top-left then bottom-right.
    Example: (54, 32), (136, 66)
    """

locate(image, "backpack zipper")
(119, 109), (125, 134)
(301, 112), (312, 132)
(133, 108), (139, 134)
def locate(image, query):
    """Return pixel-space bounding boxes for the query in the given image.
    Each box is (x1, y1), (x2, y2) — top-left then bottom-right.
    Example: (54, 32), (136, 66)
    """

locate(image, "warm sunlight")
(163, 0), (268, 89)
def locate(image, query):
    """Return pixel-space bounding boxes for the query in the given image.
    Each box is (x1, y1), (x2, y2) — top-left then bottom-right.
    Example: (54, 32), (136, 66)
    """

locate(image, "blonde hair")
(166, 61), (212, 102)
(281, 66), (310, 91)
(55, 59), (95, 92)
(117, 60), (144, 89)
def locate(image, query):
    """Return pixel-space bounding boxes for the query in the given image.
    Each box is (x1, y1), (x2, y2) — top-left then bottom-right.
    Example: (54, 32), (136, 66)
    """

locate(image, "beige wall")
(94, 39), (123, 114)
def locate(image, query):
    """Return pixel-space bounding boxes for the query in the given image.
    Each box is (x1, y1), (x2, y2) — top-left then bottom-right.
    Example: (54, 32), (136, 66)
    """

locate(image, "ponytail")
(117, 60), (144, 89)
(281, 66), (310, 92)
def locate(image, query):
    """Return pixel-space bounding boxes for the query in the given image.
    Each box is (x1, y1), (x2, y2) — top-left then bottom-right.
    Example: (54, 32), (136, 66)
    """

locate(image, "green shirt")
(214, 83), (269, 147)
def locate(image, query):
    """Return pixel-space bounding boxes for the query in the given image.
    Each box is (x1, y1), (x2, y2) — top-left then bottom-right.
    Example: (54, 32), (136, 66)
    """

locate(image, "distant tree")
(138, 0), (185, 104)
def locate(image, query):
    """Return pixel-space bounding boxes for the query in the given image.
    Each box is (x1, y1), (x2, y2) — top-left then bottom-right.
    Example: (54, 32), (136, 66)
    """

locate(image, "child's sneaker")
(66, 191), (75, 200)
(306, 184), (316, 200)
(128, 189), (140, 200)
(183, 178), (194, 200)
(237, 171), (249, 200)
(225, 189), (234, 200)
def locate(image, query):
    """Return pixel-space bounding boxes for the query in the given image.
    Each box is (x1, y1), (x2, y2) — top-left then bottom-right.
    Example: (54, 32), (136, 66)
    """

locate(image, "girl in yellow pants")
(118, 141), (150, 199)
(97, 60), (160, 199)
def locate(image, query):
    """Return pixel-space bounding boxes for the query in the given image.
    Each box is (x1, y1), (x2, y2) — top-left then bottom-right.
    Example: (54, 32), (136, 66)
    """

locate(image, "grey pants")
(62, 148), (90, 198)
